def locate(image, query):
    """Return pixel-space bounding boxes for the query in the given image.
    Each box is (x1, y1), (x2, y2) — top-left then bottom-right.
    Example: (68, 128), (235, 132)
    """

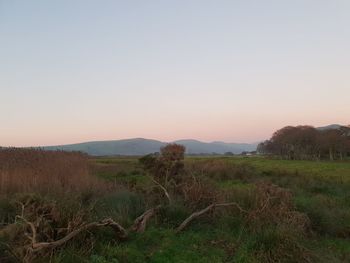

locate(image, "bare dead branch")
(101, 218), (128, 240)
(15, 200), (30, 218)
(16, 216), (37, 243)
(16, 217), (128, 253)
(176, 204), (215, 233)
(176, 202), (247, 233)
(130, 205), (161, 233)
(148, 176), (172, 204)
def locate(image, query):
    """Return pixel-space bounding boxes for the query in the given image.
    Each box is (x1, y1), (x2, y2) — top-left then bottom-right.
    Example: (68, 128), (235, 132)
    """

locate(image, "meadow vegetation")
(1, 147), (350, 262)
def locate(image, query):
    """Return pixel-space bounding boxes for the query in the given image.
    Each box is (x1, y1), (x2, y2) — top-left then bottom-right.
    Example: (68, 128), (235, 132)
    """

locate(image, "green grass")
(227, 157), (350, 179)
(86, 228), (231, 263)
(4, 156), (350, 262)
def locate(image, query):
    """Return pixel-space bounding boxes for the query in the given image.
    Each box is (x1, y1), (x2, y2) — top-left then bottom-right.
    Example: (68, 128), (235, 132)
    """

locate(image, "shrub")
(139, 143), (185, 186)
(247, 183), (310, 233)
(179, 175), (219, 210)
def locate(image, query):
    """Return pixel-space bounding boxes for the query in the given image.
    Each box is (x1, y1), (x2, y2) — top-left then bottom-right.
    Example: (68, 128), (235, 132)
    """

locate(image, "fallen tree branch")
(176, 202), (247, 233)
(15, 216), (37, 243)
(16, 217), (128, 253)
(130, 205), (161, 233)
(16, 204), (161, 254)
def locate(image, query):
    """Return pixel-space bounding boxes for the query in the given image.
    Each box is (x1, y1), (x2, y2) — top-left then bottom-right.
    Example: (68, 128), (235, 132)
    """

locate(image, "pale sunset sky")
(1, 0), (349, 146)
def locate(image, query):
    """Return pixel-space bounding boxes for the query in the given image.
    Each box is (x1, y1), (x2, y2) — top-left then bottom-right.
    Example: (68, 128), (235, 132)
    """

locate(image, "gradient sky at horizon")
(1, 0), (349, 147)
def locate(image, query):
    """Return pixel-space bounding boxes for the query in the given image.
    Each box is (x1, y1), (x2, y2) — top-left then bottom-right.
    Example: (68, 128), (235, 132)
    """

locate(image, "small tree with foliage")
(139, 143), (185, 203)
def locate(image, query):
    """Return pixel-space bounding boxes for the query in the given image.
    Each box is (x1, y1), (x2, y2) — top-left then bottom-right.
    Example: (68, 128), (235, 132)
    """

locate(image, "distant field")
(189, 156), (350, 178)
(228, 157), (350, 177)
(93, 155), (350, 179)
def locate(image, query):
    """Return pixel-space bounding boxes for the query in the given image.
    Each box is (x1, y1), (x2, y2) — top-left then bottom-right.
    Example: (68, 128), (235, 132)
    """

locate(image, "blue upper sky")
(1, 0), (349, 146)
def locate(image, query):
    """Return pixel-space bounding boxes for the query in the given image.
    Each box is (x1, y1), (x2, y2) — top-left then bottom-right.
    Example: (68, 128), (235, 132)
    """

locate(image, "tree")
(319, 129), (347, 160)
(258, 125), (350, 161)
(139, 143), (186, 203)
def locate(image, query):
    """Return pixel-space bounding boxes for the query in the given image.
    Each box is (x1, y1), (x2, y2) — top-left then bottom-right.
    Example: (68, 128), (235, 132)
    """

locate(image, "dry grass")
(0, 149), (117, 262)
(0, 148), (105, 196)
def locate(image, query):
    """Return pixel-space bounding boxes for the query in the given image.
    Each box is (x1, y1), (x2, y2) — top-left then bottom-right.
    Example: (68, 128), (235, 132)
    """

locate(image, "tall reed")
(0, 148), (103, 196)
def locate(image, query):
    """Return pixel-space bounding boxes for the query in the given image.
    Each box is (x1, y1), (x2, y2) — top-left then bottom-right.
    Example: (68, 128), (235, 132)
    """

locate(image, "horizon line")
(2, 137), (262, 148)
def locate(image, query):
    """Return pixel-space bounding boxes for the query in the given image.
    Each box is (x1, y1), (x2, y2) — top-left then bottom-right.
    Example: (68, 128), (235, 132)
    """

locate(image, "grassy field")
(94, 155), (350, 178)
(85, 156), (350, 263)
(1, 152), (350, 262)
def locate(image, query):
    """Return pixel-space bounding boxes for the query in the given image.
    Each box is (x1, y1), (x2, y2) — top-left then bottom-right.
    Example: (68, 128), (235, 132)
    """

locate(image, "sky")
(1, 0), (349, 147)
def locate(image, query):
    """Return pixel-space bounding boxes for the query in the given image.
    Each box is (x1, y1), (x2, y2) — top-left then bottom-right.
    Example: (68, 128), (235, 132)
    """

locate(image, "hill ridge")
(41, 138), (258, 156)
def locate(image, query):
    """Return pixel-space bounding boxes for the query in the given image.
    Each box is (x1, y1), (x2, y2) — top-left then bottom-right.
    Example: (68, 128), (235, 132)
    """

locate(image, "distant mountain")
(43, 138), (165, 156)
(42, 138), (258, 156)
(316, 124), (345, 131)
(316, 124), (350, 136)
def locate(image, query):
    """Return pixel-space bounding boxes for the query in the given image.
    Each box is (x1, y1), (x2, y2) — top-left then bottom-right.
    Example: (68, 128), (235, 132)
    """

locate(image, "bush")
(179, 175), (219, 210)
(247, 183), (310, 233)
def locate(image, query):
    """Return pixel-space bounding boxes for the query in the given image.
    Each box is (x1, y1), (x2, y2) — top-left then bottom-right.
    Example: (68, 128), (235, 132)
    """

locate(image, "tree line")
(257, 125), (350, 160)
